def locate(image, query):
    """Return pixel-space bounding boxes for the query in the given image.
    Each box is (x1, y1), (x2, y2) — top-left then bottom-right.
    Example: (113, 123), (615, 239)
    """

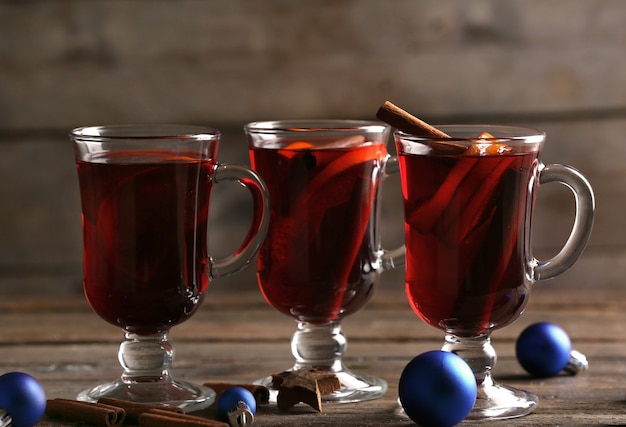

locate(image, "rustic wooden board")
(1, 288), (625, 426)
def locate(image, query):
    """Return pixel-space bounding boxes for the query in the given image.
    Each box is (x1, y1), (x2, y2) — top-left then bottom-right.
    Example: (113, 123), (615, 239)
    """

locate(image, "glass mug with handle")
(395, 124), (594, 420)
(71, 124), (270, 411)
(245, 120), (405, 403)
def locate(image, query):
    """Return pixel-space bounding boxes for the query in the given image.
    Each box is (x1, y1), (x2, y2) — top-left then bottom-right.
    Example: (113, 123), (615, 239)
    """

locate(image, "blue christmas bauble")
(216, 386), (257, 423)
(399, 350), (477, 427)
(516, 322), (572, 377)
(0, 372), (46, 427)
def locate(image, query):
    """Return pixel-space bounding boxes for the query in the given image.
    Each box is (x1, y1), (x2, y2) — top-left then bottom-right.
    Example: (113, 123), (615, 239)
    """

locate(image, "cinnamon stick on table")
(45, 399), (126, 427)
(97, 397), (183, 423)
(138, 409), (228, 427)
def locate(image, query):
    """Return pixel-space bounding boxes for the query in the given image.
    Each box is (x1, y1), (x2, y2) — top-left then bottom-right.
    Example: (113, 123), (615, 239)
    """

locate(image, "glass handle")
(209, 164), (270, 278)
(534, 163), (595, 281)
(381, 156), (406, 270)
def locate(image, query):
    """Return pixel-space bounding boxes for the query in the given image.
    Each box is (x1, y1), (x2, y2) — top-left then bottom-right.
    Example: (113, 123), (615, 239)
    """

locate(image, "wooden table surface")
(2, 285), (625, 426)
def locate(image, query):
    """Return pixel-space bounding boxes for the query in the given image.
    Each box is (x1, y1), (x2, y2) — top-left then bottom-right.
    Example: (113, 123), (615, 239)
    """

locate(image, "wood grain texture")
(1, 2), (624, 299)
(2, 288), (625, 426)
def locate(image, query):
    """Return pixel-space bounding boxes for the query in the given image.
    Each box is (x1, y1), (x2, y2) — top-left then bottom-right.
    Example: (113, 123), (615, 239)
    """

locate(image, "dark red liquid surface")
(249, 142), (387, 324)
(77, 152), (213, 335)
(399, 149), (539, 336)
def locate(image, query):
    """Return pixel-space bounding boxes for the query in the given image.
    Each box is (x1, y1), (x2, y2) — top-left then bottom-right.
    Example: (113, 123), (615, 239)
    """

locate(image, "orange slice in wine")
(467, 132), (512, 156)
(296, 143), (385, 210)
(285, 141), (314, 150)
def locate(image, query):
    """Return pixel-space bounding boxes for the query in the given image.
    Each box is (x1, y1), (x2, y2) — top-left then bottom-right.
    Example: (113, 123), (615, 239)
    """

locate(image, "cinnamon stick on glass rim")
(376, 101), (467, 153)
(376, 100), (514, 240)
(376, 101), (450, 138)
(377, 100), (511, 152)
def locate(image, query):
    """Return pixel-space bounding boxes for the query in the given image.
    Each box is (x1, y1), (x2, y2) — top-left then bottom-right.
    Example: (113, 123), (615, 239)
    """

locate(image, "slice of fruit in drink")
(284, 136), (365, 151)
(300, 145), (382, 208)
(285, 141), (314, 150)
(406, 133), (516, 327)
(282, 141), (314, 157)
(262, 143), (384, 320)
(406, 158), (477, 233)
(438, 155), (516, 246)
(288, 145), (379, 232)
(477, 198), (525, 331)
(449, 157), (527, 333)
(407, 132), (511, 237)
(433, 161), (515, 322)
(466, 132), (512, 156)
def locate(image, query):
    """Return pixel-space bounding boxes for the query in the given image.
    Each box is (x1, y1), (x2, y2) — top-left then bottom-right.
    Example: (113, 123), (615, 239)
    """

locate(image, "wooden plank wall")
(1, 0), (624, 298)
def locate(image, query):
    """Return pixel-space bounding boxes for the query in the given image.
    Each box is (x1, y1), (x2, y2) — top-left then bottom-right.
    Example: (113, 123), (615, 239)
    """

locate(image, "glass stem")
(118, 331), (174, 383)
(291, 321), (346, 373)
(442, 333), (496, 386)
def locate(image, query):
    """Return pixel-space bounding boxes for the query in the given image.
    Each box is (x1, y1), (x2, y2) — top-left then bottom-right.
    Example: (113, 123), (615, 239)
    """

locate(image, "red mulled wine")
(77, 151), (213, 335)
(249, 141), (387, 324)
(399, 148), (540, 336)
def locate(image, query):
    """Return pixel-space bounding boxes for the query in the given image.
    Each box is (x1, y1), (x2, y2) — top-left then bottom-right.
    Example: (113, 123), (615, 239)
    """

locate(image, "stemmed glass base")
(258, 321), (387, 404)
(77, 378), (215, 412)
(470, 376), (537, 419)
(442, 333), (538, 420)
(77, 331), (215, 412)
(257, 365), (387, 404)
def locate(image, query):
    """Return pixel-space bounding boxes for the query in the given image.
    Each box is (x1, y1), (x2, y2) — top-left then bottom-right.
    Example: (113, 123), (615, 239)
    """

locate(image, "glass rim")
(70, 124), (220, 142)
(244, 119), (389, 134)
(395, 124), (546, 144)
